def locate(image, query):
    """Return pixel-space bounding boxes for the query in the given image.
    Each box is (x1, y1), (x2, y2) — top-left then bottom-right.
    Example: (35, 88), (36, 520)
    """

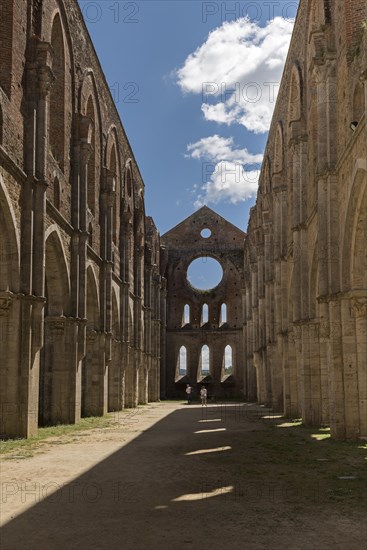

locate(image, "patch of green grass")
(199, 416), (367, 509)
(0, 415), (113, 458)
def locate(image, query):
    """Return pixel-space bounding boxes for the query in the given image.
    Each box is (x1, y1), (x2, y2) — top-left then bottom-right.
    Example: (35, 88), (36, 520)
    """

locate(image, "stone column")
(341, 296), (365, 438)
(16, 42), (53, 437)
(328, 297), (345, 438)
(160, 278), (167, 399)
(352, 297), (367, 438)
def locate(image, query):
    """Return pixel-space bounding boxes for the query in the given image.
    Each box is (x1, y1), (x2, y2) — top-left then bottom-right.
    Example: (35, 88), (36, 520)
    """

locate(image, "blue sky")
(79, 1), (299, 235)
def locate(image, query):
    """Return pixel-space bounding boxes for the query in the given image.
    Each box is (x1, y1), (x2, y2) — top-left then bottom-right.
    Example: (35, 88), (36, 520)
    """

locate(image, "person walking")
(186, 384), (192, 405)
(200, 385), (207, 406)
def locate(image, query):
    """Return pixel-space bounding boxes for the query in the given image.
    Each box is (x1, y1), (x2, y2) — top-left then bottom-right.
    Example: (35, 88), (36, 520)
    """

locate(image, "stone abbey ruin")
(0, 0), (366, 440)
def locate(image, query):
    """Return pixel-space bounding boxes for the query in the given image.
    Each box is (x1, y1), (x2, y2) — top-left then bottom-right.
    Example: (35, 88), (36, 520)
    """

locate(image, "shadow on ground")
(1, 403), (366, 550)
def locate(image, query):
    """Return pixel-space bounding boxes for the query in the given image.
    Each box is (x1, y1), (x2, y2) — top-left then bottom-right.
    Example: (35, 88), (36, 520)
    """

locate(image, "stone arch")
(44, 227), (70, 316)
(0, 174), (20, 291)
(222, 344), (234, 377)
(106, 129), (121, 246)
(124, 297), (137, 408)
(288, 64), (303, 124)
(341, 163), (367, 291)
(108, 286), (122, 412)
(111, 285), (120, 338)
(199, 344), (210, 381)
(201, 303), (209, 325)
(273, 123), (284, 175)
(133, 190), (145, 299)
(0, 173), (21, 437)
(49, 13), (66, 168)
(86, 95), (97, 215)
(39, 227), (71, 426)
(124, 160), (134, 202)
(82, 264), (104, 417)
(42, 4), (76, 109)
(262, 156), (272, 194)
(182, 304), (190, 326)
(220, 303), (227, 325)
(80, 71), (103, 219)
(121, 162), (134, 284)
(86, 264), (100, 330)
(176, 345), (188, 380)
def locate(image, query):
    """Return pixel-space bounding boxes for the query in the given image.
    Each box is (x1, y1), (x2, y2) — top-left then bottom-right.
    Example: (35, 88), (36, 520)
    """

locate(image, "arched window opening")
(274, 124), (283, 174)
(182, 304), (190, 326)
(223, 345), (233, 377)
(262, 157), (272, 195)
(199, 345), (210, 379)
(86, 96), (96, 215)
(126, 166), (133, 197)
(49, 14), (65, 168)
(220, 303), (227, 325)
(54, 177), (60, 210)
(88, 222), (93, 247)
(201, 303), (209, 325)
(133, 209), (144, 298)
(109, 143), (118, 245)
(288, 67), (302, 123)
(178, 346), (187, 377)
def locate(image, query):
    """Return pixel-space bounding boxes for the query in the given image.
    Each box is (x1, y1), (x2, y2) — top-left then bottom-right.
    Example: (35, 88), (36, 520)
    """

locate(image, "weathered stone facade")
(0, 0), (366, 441)
(0, 0), (163, 438)
(161, 207), (246, 400)
(244, 0), (367, 439)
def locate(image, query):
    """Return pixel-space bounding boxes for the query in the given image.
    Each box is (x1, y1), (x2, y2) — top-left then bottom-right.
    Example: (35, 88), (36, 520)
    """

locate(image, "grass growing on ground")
(0, 415), (114, 458)
(200, 412), (367, 508)
(0, 403), (164, 459)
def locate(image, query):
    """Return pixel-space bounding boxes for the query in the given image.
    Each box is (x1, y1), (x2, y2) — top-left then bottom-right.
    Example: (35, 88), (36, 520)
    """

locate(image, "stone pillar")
(341, 296), (364, 438)
(83, 331), (107, 417)
(160, 278), (167, 398)
(318, 301), (331, 424)
(253, 351), (265, 404)
(108, 339), (124, 412)
(138, 365), (148, 404)
(328, 298), (345, 438)
(125, 347), (138, 408)
(78, 137), (93, 319)
(352, 298), (367, 438)
(13, 42), (53, 437)
(0, 293), (26, 437)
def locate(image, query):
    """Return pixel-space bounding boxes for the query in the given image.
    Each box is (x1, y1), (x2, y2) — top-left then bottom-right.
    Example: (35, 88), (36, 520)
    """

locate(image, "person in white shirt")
(200, 386), (207, 406)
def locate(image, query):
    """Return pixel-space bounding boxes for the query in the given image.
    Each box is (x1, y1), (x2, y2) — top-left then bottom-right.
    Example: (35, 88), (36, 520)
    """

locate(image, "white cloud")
(186, 135), (262, 164)
(194, 161), (260, 207)
(176, 16), (294, 133)
(186, 135), (262, 207)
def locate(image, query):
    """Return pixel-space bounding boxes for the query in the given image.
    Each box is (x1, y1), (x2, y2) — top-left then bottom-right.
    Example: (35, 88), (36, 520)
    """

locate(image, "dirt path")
(1, 402), (366, 550)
